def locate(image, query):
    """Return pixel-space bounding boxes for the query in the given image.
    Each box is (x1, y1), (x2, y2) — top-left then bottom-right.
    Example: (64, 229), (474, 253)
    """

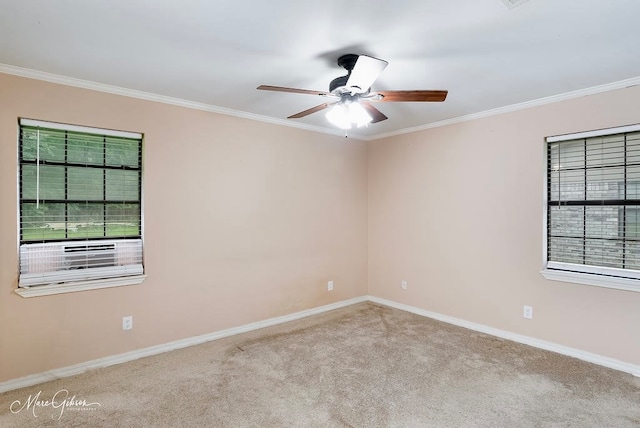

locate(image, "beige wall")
(368, 85), (640, 366)
(2, 71), (639, 384)
(0, 73), (369, 382)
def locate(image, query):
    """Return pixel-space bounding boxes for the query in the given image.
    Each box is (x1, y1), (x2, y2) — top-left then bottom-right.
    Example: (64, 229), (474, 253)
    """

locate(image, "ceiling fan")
(257, 54), (448, 129)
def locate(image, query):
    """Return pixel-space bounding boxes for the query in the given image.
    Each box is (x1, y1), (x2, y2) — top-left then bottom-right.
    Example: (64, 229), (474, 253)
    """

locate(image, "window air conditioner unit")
(19, 239), (143, 287)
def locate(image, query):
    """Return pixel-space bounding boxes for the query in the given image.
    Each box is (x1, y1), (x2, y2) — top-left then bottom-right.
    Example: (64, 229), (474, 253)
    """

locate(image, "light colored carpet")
(1, 302), (639, 427)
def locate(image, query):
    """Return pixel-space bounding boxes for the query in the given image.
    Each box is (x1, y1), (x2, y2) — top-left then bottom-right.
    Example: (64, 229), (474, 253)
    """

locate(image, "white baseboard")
(0, 296), (367, 393)
(2, 294), (638, 393)
(368, 296), (640, 378)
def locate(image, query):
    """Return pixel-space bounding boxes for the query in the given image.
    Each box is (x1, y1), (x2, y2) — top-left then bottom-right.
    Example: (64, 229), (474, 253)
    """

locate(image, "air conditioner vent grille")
(64, 244), (116, 253)
(64, 243), (116, 270)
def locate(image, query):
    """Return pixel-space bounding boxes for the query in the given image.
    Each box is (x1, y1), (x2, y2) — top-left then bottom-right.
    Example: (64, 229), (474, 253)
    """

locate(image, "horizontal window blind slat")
(548, 200), (640, 206)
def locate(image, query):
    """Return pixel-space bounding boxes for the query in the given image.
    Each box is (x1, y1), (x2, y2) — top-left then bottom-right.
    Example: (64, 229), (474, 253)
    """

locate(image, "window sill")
(540, 269), (640, 293)
(15, 275), (146, 298)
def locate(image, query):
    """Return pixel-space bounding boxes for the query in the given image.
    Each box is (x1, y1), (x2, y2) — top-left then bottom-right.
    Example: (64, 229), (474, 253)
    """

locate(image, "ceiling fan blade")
(257, 85), (331, 97)
(345, 55), (388, 93)
(360, 101), (388, 123)
(376, 90), (448, 102)
(288, 102), (335, 119)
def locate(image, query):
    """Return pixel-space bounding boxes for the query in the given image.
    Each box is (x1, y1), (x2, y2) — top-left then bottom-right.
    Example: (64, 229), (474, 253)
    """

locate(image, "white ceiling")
(1, 0), (639, 140)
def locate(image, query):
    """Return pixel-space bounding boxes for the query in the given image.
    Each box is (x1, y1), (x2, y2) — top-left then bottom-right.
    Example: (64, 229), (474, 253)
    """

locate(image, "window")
(542, 123), (640, 292)
(17, 119), (145, 297)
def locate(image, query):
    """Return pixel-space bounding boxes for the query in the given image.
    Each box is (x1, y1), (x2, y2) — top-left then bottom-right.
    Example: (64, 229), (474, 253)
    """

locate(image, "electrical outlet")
(401, 280), (408, 290)
(327, 280), (334, 291)
(122, 316), (133, 330)
(523, 306), (533, 319)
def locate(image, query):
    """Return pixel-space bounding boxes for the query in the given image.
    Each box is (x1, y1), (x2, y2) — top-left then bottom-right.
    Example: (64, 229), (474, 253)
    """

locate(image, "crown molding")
(0, 63), (350, 139)
(2, 63), (639, 142)
(368, 76), (640, 141)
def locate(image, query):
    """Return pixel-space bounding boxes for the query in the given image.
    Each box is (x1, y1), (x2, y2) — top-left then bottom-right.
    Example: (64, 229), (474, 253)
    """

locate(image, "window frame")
(15, 119), (146, 297)
(541, 123), (640, 293)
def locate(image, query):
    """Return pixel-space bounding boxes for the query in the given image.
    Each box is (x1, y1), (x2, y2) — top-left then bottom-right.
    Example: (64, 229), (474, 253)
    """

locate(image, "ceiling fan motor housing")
(337, 54), (359, 71)
(329, 75), (349, 93)
(329, 54), (361, 94)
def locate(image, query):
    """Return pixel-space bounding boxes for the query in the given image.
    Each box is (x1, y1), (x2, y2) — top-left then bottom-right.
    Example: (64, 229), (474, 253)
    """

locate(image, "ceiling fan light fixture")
(326, 104), (352, 129)
(325, 102), (373, 129)
(348, 102), (373, 127)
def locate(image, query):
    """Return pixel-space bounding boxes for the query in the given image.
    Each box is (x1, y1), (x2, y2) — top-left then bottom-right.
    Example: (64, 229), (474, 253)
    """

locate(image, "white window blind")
(546, 124), (640, 282)
(18, 119), (144, 288)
